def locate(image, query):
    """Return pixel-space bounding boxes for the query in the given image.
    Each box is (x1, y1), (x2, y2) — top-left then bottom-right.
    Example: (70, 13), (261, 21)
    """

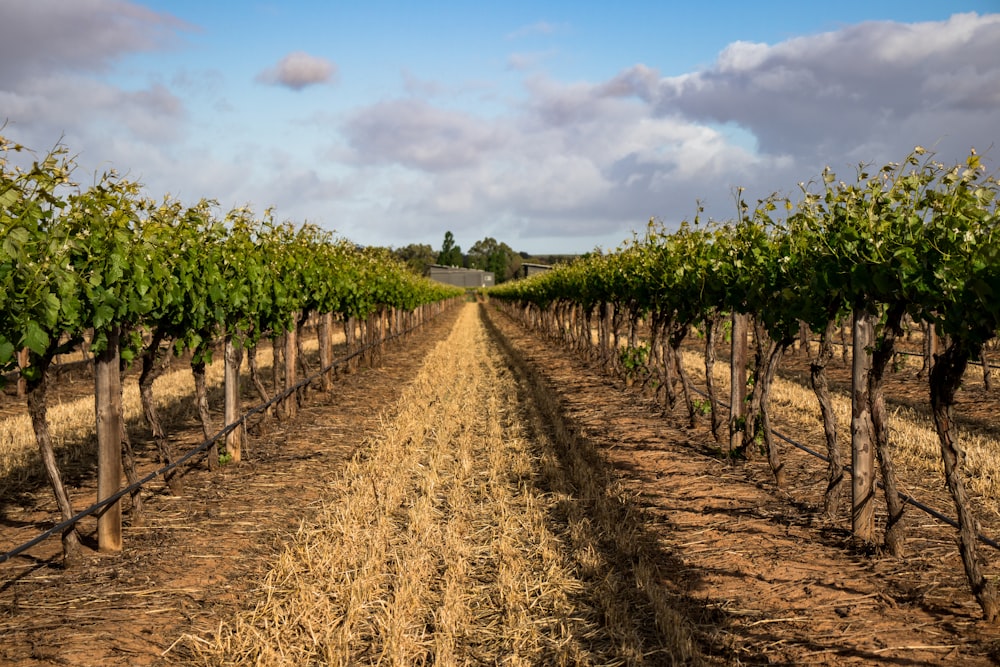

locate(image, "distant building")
(427, 264), (495, 288)
(520, 262), (553, 279)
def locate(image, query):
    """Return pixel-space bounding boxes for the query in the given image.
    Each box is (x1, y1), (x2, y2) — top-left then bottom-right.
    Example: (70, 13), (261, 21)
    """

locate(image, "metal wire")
(688, 385), (1000, 551)
(0, 311), (445, 564)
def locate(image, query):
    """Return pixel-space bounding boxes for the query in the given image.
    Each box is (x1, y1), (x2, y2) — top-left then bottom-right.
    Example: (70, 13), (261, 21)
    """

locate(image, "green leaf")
(41, 291), (60, 328)
(2, 226), (30, 258)
(0, 188), (20, 210)
(93, 303), (115, 329)
(23, 320), (49, 355)
(90, 329), (108, 355)
(0, 339), (14, 364)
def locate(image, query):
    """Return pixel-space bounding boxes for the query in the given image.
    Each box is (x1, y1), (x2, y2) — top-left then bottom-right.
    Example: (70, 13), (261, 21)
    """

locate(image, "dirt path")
(200, 302), (694, 665)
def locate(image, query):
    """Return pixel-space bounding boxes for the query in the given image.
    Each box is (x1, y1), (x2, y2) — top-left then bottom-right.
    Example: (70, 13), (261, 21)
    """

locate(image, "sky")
(1, 1), (999, 255)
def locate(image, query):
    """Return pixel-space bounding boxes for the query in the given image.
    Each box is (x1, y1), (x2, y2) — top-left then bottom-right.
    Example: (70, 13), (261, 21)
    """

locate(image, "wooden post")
(344, 316), (357, 373)
(224, 332), (242, 463)
(95, 327), (123, 553)
(284, 321), (298, 419)
(729, 312), (748, 455)
(799, 320), (811, 358)
(319, 312), (333, 391)
(16, 347), (28, 398)
(851, 307), (876, 544)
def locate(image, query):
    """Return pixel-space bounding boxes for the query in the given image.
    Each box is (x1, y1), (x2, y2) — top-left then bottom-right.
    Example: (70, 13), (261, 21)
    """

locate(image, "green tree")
(395, 243), (436, 275)
(467, 237), (521, 282)
(466, 237), (498, 271)
(437, 231), (462, 267)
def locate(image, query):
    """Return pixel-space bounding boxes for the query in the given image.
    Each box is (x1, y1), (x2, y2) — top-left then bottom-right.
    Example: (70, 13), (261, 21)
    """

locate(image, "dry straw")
(198, 304), (700, 666)
(678, 348), (1000, 518)
(0, 335), (330, 491)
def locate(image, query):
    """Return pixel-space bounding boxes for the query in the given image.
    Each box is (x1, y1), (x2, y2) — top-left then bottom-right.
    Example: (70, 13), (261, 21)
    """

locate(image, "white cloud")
(335, 71), (778, 245)
(506, 50), (556, 72)
(506, 21), (564, 39)
(332, 12), (1000, 250)
(255, 52), (338, 90)
(0, 0), (192, 182)
(716, 41), (771, 73)
(646, 12), (1000, 165)
(0, 0), (191, 87)
(343, 99), (507, 171)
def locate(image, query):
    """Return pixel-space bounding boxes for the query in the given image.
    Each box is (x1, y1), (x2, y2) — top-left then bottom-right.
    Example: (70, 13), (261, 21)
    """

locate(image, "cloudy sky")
(1, 1), (998, 254)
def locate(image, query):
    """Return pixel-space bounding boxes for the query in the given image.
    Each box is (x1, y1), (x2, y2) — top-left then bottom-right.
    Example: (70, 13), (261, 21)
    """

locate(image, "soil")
(1, 303), (1000, 665)
(493, 311), (1000, 665)
(0, 309), (461, 666)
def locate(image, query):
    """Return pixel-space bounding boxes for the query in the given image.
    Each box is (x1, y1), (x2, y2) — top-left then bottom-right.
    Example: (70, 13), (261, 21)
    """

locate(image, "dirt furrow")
(0, 308), (459, 666)
(203, 302), (696, 665)
(486, 305), (1000, 665)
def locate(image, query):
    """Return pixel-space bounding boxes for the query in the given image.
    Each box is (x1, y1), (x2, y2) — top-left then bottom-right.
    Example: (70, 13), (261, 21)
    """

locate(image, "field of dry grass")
(0, 332), (337, 493)
(198, 304), (696, 666)
(676, 348), (1000, 519)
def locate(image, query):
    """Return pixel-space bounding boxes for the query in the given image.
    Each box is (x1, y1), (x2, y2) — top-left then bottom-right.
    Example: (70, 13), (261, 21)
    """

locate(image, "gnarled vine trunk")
(139, 330), (182, 494)
(869, 303), (907, 557)
(295, 311), (312, 385)
(743, 319), (789, 486)
(246, 343), (273, 419)
(116, 336), (145, 519)
(703, 314), (722, 443)
(319, 312), (334, 391)
(191, 357), (218, 470)
(344, 316), (358, 373)
(931, 340), (999, 621)
(271, 335), (283, 394)
(25, 349), (83, 564)
(669, 323), (696, 428)
(810, 320), (843, 519)
(982, 348), (993, 391)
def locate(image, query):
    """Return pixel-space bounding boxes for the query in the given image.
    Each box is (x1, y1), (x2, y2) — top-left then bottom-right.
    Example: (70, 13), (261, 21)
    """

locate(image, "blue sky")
(2, 1), (998, 254)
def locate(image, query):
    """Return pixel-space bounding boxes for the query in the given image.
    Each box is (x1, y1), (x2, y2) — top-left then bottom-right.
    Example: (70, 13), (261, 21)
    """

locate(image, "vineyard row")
(0, 134), (464, 563)
(0, 298), (460, 566)
(488, 147), (1000, 621)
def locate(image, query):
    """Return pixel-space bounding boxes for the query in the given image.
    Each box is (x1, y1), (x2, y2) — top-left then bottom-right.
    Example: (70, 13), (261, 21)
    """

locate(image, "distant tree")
(503, 245), (522, 282)
(466, 237), (498, 271)
(394, 243), (436, 275)
(468, 237), (522, 283)
(437, 231), (463, 267)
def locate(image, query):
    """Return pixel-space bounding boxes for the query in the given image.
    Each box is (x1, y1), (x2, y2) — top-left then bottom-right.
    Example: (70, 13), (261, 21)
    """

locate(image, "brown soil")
(488, 310), (1000, 665)
(2, 304), (1000, 665)
(0, 308), (461, 666)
